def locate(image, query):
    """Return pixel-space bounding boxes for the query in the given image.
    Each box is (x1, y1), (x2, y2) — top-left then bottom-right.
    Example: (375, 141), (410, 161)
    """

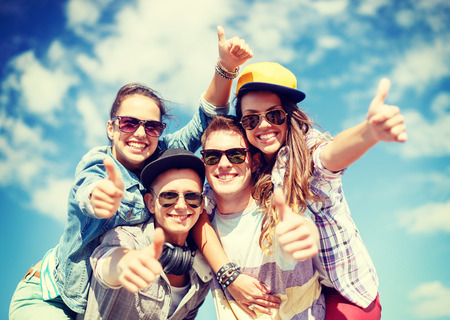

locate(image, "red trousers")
(324, 287), (381, 320)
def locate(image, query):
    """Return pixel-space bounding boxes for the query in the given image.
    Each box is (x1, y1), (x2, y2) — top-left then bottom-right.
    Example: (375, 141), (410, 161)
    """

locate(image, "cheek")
(245, 130), (258, 145)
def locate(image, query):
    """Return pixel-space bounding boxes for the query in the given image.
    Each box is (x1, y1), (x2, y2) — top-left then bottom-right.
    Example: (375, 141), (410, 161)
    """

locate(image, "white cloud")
(400, 108), (450, 158)
(75, 0), (234, 109)
(0, 117), (58, 186)
(66, 0), (101, 28)
(357, 0), (389, 16)
(391, 39), (450, 95)
(10, 51), (78, 115)
(410, 281), (450, 318)
(76, 95), (108, 148)
(398, 201), (450, 234)
(310, 0), (348, 16)
(417, 0), (450, 32)
(431, 92), (450, 116)
(317, 36), (342, 49)
(395, 9), (416, 28)
(31, 178), (73, 222)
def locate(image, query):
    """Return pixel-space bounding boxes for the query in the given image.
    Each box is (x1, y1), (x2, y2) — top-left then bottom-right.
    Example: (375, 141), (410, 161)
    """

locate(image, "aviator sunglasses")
(111, 116), (166, 137)
(155, 191), (203, 208)
(240, 108), (287, 131)
(201, 148), (248, 166)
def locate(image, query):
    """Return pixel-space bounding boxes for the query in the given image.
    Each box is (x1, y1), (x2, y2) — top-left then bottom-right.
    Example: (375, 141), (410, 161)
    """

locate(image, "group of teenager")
(9, 26), (406, 320)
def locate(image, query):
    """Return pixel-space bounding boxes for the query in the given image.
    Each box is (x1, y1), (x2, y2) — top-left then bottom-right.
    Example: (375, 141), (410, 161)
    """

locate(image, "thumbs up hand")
(274, 188), (319, 261)
(217, 25), (253, 72)
(116, 227), (165, 293)
(367, 78), (408, 143)
(90, 157), (125, 219)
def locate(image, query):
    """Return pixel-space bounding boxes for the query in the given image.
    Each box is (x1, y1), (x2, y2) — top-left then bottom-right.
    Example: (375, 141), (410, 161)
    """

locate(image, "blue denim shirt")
(44, 95), (228, 313)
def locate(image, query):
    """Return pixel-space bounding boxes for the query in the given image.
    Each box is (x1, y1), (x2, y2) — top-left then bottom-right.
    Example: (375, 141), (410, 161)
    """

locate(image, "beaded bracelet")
(215, 60), (239, 80)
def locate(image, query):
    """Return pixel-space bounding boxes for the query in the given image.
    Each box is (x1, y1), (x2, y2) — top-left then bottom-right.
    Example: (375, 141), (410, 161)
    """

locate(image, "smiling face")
(107, 94), (161, 171)
(203, 130), (259, 213)
(145, 168), (203, 245)
(240, 91), (288, 161)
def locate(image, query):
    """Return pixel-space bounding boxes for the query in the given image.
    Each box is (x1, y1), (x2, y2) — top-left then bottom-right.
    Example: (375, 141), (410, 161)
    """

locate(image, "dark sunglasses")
(240, 108), (287, 130)
(112, 116), (166, 137)
(156, 191), (203, 208)
(200, 148), (248, 166)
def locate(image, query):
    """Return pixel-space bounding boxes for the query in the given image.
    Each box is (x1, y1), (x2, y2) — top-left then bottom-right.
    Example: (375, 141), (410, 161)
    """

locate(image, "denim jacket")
(42, 95), (228, 313)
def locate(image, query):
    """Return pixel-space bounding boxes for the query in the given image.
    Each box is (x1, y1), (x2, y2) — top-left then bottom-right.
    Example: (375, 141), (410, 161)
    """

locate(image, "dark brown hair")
(235, 90), (329, 252)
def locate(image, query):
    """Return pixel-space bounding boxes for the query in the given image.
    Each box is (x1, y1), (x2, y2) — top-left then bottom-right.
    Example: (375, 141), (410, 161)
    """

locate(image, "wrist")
(216, 262), (241, 288)
(217, 58), (238, 72)
(363, 120), (380, 144)
(215, 59), (239, 80)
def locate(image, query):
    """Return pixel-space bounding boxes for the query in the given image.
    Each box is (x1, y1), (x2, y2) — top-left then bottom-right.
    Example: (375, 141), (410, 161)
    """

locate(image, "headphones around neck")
(158, 242), (196, 276)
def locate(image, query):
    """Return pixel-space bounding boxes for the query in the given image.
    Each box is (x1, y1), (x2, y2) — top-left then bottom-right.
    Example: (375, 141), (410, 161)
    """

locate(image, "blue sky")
(1, 0), (449, 319)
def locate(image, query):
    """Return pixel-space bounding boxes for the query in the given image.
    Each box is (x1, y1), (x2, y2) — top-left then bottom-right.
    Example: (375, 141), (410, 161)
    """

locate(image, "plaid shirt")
(272, 129), (379, 308)
(82, 217), (212, 320)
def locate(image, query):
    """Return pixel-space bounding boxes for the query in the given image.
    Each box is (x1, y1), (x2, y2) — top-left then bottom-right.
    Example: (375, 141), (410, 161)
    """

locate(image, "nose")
(134, 123), (147, 137)
(258, 114), (271, 128)
(217, 153), (232, 168)
(174, 195), (188, 210)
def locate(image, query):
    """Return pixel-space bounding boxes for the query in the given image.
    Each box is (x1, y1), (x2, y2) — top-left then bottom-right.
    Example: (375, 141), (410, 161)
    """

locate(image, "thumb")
(104, 157), (124, 190)
(273, 187), (287, 222)
(217, 25), (226, 45)
(152, 227), (165, 260)
(372, 78), (391, 106)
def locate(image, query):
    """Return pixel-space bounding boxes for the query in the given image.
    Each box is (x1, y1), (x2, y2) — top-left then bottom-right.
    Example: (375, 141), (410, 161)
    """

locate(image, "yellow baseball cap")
(236, 62), (305, 103)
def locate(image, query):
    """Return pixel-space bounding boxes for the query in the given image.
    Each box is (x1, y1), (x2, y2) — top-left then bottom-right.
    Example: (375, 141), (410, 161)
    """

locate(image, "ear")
(144, 193), (156, 214)
(250, 152), (261, 173)
(107, 120), (114, 140)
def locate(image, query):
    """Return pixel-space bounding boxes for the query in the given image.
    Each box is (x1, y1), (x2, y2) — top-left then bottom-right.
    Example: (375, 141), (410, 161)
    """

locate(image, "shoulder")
(75, 146), (110, 173)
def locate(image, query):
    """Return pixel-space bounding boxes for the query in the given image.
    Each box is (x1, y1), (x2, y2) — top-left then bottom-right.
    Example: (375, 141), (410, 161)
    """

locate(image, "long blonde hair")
(236, 92), (331, 253)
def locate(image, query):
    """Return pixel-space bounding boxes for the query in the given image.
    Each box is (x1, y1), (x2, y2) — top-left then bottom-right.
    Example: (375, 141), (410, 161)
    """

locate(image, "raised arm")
(320, 78), (408, 172)
(203, 25), (253, 107)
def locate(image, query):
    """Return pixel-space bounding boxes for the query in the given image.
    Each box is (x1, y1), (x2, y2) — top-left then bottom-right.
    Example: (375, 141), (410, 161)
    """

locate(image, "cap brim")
(141, 153), (205, 189)
(238, 82), (305, 103)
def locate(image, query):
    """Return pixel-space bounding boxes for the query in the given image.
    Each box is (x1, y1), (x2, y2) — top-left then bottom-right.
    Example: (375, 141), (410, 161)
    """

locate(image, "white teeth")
(169, 214), (190, 219)
(128, 142), (146, 148)
(259, 132), (277, 140)
(218, 174), (234, 180)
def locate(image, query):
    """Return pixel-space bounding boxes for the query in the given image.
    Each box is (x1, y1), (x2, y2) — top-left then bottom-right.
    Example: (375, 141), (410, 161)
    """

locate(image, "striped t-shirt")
(209, 202), (325, 319)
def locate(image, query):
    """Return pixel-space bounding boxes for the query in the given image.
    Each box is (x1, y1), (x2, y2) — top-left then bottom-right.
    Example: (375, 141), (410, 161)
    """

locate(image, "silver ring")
(249, 304), (256, 311)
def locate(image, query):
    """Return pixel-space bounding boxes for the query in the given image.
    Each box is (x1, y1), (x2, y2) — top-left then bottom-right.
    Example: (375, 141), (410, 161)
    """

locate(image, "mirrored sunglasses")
(240, 108), (287, 131)
(157, 191), (203, 208)
(112, 116), (166, 137)
(200, 148), (248, 166)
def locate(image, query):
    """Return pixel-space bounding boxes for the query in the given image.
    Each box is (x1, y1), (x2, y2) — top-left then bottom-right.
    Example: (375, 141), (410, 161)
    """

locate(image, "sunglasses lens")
(202, 150), (222, 165)
(184, 192), (203, 208)
(226, 149), (247, 164)
(158, 192), (203, 208)
(266, 110), (286, 125)
(202, 149), (247, 165)
(144, 121), (165, 137)
(240, 114), (260, 130)
(118, 117), (139, 132)
(158, 192), (179, 207)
